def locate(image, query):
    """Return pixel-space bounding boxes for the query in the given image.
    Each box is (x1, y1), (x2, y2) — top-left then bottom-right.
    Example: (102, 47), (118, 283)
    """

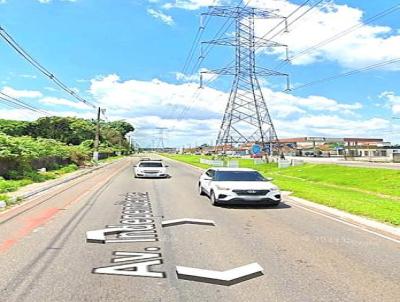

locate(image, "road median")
(160, 153), (400, 236)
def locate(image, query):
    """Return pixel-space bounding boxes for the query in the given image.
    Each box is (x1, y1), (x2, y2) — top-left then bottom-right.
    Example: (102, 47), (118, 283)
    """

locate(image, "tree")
(27, 116), (95, 145)
(106, 120), (134, 137)
(0, 119), (29, 136)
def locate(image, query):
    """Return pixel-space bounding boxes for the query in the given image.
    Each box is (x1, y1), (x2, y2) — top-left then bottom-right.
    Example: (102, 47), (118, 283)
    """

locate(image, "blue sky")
(0, 0), (400, 147)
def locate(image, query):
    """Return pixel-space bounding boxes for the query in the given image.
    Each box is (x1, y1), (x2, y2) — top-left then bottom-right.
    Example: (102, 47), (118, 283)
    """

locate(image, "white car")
(134, 160), (169, 178)
(198, 168), (281, 206)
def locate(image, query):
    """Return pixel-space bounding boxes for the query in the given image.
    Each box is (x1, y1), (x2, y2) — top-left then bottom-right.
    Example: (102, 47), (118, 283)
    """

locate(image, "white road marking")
(176, 263), (263, 286)
(93, 259), (165, 278)
(161, 218), (215, 227)
(287, 202), (400, 244)
(86, 227), (133, 243)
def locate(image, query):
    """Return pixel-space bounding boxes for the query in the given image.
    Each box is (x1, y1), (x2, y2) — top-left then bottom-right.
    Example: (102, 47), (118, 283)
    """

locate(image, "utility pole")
(93, 107), (101, 161)
(200, 6), (290, 156)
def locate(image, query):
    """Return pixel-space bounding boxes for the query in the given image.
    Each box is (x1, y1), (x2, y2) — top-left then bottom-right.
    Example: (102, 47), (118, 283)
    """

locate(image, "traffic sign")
(251, 144), (262, 154)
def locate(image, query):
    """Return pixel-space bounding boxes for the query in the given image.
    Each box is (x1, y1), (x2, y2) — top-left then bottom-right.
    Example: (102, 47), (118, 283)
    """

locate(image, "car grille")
(143, 171), (159, 174)
(232, 189), (269, 196)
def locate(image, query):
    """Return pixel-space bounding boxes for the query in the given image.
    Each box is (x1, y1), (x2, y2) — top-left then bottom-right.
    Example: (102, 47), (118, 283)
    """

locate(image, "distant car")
(198, 168), (281, 206)
(134, 160), (169, 178)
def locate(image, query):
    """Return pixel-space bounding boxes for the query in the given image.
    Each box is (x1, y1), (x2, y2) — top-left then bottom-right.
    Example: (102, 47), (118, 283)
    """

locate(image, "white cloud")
(89, 74), (227, 115)
(379, 91), (400, 116)
(19, 74), (37, 79)
(175, 68), (215, 82)
(83, 73), (398, 146)
(246, 0), (400, 70)
(147, 9), (175, 26)
(1, 73), (395, 145)
(39, 97), (90, 110)
(262, 87), (362, 117)
(0, 109), (44, 121)
(1, 86), (43, 98)
(163, 0), (223, 10)
(161, 0), (400, 69)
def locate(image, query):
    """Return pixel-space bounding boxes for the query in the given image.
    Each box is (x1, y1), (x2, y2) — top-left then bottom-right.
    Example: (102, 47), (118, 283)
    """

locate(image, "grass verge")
(162, 153), (400, 226)
(0, 164), (80, 207)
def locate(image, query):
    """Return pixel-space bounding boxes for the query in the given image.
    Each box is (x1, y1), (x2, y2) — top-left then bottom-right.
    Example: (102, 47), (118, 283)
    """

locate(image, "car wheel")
(210, 191), (219, 206)
(199, 183), (205, 196)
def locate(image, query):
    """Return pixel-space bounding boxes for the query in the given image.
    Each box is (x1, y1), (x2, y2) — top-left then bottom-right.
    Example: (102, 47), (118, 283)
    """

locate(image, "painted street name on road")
(93, 248), (165, 278)
(89, 192), (165, 278)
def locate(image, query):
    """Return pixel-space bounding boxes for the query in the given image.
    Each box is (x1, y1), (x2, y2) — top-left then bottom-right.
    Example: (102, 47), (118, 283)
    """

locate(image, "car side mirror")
(165, 165), (169, 167)
(133, 165), (138, 168)
(265, 177), (273, 181)
(203, 176), (212, 180)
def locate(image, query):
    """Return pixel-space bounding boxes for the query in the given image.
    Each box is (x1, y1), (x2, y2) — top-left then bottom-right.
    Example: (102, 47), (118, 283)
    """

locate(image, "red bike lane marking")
(0, 207), (60, 253)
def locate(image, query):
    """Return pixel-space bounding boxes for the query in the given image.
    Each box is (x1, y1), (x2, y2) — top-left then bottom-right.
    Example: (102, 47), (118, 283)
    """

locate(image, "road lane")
(0, 156), (399, 302)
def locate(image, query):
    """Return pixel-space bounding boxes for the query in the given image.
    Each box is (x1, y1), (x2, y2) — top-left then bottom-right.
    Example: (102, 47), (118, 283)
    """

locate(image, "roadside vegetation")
(162, 154), (400, 226)
(0, 117), (134, 206)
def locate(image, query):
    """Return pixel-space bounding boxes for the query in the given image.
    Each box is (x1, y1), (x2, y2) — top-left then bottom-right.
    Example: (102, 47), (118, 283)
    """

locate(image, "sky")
(0, 0), (400, 147)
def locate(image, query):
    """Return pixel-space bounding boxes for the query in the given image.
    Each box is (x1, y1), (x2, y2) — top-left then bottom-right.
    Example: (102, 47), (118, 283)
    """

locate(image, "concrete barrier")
(200, 159), (224, 166)
(254, 159), (266, 165)
(227, 160), (239, 168)
(278, 159), (291, 168)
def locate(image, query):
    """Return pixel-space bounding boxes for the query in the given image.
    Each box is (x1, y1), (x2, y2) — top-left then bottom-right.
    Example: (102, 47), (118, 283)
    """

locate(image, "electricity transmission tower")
(200, 6), (290, 155)
(155, 127), (167, 150)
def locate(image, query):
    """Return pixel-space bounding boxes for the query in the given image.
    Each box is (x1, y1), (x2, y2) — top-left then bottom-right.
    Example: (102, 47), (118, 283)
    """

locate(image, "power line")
(0, 91), (50, 115)
(190, 0), (252, 75)
(199, 0), (322, 89)
(169, 0), (317, 135)
(0, 26), (98, 110)
(292, 57), (400, 91)
(255, 0), (313, 45)
(276, 2), (400, 69)
(168, 0), (252, 126)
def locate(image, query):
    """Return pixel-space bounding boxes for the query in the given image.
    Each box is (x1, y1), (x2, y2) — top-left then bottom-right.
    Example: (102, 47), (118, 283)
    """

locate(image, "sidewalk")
(3, 157), (128, 206)
(285, 156), (400, 170)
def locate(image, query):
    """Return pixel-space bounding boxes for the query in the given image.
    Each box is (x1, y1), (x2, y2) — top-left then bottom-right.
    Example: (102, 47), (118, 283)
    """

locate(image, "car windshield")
(139, 162), (163, 167)
(214, 171), (265, 181)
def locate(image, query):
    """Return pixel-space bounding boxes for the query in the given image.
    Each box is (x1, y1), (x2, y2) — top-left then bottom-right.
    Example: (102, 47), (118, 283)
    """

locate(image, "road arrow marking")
(86, 227), (132, 243)
(161, 218), (215, 227)
(176, 263), (263, 286)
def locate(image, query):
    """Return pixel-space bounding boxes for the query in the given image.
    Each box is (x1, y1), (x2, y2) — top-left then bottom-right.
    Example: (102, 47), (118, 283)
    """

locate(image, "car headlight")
(270, 187), (279, 192)
(215, 185), (231, 190)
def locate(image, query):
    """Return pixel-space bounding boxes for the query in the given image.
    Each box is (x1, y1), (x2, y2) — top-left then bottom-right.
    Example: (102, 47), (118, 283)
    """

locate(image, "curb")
(283, 192), (400, 241)
(6, 157), (128, 204)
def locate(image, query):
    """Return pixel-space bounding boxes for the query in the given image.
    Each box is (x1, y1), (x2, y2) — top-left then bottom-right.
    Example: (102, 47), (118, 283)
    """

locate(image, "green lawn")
(162, 153), (400, 226)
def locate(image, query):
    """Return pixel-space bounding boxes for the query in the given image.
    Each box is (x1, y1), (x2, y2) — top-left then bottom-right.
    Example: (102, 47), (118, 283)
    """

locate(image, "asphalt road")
(0, 157), (399, 302)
